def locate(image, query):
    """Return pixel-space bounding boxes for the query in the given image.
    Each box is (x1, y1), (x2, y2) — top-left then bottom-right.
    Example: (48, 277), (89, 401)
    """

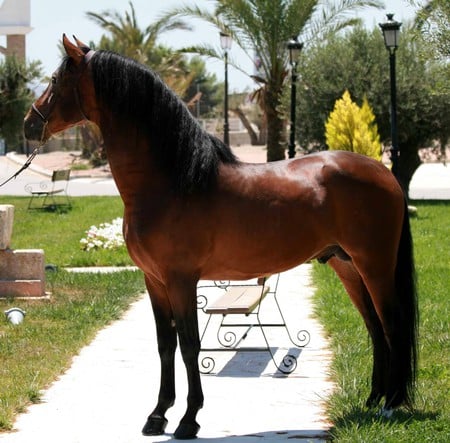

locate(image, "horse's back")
(313, 151), (404, 212)
(285, 150), (404, 215)
(225, 150), (402, 209)
(292, 151), (398, 191)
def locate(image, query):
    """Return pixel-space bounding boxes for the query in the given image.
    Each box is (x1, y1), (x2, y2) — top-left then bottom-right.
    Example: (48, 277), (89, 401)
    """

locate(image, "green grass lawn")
(312, 201), (450, 442)
(0, 196), (132, 267)
(0, 197), (145, 430)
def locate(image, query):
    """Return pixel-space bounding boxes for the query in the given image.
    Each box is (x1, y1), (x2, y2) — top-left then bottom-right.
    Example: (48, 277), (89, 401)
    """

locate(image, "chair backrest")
(51, 170), (71, 182)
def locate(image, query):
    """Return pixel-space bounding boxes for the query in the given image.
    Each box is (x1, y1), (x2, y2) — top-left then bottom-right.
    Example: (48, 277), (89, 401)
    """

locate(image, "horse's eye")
(51, 75), (57, 85)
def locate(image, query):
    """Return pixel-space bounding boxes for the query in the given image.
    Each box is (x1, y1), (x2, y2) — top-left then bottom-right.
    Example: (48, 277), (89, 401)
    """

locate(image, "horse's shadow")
(150, 406), (439, 442)
(154, 428), (330, 442)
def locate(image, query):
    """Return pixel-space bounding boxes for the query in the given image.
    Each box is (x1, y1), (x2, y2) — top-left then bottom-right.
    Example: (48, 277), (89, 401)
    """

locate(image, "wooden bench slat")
(205, 285), (270, 315)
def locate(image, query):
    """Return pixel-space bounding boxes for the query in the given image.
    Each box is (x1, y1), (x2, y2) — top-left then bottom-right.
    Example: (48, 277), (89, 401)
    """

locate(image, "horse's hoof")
(174, 421), (200, 440)
(365, 393), (382, 408)
(142, 415), (168, 436)
(377, 407), (394, 419)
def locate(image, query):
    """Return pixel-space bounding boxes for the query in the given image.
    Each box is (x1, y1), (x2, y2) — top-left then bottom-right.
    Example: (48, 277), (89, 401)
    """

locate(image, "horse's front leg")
(170, 277), (204, 440)
(142, 277), (177, 436)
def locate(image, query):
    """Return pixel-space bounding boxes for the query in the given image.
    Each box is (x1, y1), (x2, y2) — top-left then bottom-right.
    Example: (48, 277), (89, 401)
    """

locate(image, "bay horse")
(24, 36), (418, 439)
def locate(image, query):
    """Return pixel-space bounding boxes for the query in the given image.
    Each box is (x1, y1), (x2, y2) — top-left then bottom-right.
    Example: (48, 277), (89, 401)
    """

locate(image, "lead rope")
(0, 145), (42, 188)
(0, 119), (47, 188)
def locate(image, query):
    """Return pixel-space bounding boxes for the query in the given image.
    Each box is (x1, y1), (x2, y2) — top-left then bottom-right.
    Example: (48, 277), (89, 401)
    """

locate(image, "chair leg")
(28, 194), (45, 210)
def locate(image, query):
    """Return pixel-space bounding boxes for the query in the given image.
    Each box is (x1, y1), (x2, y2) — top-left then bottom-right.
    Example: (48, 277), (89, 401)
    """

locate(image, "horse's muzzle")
(23, 112), (46, 143)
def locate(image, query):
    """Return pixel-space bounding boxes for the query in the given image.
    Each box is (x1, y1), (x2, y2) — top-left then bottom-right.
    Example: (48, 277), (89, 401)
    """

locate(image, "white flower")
(80, 218), (125, 251)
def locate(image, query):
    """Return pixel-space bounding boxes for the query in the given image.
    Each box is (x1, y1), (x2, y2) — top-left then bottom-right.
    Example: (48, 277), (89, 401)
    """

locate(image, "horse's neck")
(102, 126), (170, 207)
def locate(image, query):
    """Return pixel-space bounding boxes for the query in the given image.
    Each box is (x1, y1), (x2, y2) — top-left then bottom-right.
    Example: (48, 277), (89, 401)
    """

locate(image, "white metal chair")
(25, 169), (72, 210)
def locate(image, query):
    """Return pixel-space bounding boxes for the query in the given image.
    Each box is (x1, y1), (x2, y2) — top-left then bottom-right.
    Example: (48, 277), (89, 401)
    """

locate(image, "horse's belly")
(201, 221), (321, 280)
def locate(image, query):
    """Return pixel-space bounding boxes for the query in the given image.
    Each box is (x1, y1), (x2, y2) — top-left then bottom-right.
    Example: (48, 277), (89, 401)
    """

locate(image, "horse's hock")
(0, 205), (45, 298)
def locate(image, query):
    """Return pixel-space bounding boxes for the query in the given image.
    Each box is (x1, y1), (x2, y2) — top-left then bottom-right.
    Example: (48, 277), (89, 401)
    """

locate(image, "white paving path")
(0, 264), (333, 442)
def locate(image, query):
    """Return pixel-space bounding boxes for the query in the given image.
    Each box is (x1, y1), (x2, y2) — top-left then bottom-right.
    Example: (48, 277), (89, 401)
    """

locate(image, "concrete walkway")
(0, 265), (333, 442)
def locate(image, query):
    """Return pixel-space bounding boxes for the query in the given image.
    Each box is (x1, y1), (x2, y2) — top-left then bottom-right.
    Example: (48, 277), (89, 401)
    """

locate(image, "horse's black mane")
(89, 50), (238, 194)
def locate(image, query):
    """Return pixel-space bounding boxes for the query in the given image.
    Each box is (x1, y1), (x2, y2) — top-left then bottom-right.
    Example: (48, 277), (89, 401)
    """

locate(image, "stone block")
(0, 205), (14, 250)
(0, 249), (45, 280)
(0, 280), (45, 298)
(0, 205), (46, 298)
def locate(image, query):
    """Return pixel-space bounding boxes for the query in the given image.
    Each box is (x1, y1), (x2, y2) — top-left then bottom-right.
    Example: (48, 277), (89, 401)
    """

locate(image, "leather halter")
(0, 50), (96, 188)
(31, 49), (95, 127)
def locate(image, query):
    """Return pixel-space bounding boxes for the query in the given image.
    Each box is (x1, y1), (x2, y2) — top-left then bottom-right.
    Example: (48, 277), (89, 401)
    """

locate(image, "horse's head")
(24, 35), (96, 144)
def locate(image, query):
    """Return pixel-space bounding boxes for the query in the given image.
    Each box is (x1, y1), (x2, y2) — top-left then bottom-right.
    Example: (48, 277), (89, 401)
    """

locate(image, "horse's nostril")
(23, 119), (44, 142)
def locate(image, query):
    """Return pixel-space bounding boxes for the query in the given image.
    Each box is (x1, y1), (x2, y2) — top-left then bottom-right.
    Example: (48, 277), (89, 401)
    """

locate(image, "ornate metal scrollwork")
(214, 280), (230, 289)
(295, 329), (311, 347)
(278, 353), (298, 374)
(197, 294), (208, 311)
(217, 329), (238, 348)
(200, 355), (215, 374)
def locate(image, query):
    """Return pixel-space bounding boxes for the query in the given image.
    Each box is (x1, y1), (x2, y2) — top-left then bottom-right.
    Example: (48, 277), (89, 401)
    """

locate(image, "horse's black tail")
(394, 199), (419, 407)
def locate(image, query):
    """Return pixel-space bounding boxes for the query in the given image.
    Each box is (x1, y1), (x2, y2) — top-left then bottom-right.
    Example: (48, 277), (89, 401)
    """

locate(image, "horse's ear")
(73, 36), (91, 54)
(62, 34), (84, 65)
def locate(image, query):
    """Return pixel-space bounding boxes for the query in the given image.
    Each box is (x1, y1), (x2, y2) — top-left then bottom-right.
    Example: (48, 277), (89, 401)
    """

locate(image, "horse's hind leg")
(142, 277), (177, 436)
(359, 270), (412, 410)
(328, 257), (389, 407)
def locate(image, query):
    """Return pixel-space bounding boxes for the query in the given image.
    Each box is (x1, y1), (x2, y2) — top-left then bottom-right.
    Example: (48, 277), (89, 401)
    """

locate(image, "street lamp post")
(379, 13), (402, 177)
(287, 37), (303, 159)
(220, 32), (232, 147)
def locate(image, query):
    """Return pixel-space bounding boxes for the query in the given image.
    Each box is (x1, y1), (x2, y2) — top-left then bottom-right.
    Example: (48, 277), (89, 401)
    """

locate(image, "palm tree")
(86, 1), (193, 95)
(164, 0), (383, 161)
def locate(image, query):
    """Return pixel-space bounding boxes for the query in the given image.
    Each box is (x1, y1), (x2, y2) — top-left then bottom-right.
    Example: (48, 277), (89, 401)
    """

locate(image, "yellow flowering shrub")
(325, 90), (382, 161)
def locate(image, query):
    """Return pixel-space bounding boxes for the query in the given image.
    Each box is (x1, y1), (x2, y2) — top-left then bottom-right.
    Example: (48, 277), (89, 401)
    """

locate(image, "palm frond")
(85, 11), (129, 41)
(302, 0), (384, 43)
(177, 43), (250, 78)
(284, 0), (319, 38)
(159, 3), (259, 77)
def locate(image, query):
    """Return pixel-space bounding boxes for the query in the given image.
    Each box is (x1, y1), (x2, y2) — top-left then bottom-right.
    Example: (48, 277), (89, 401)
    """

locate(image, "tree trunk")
(264, 84), (286, 161)
(259, 112), (268, 145)
(398, 140), (421, 199)
(231, 107), (261, 145)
